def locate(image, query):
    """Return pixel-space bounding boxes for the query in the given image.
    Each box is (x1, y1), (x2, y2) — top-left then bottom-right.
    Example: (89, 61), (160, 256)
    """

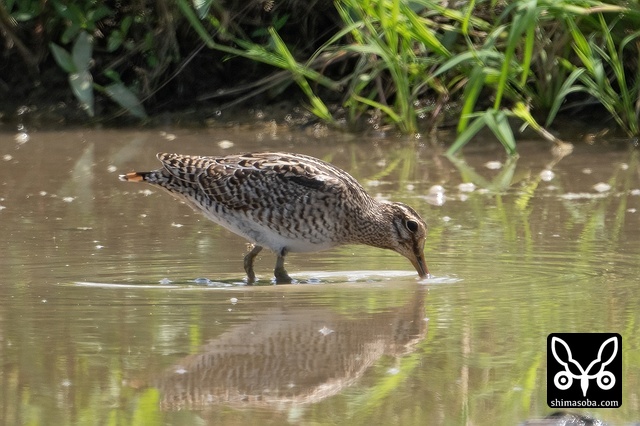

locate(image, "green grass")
(4, 0), (640, 153)
(561, 12), (640, 136)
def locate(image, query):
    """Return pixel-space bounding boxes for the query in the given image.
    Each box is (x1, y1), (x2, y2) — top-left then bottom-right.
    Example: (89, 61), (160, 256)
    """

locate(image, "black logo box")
(547, 333), (622, 408)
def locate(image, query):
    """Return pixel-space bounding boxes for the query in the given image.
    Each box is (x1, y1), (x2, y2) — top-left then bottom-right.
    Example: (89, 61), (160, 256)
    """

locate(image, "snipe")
(120, 152), (429, 283)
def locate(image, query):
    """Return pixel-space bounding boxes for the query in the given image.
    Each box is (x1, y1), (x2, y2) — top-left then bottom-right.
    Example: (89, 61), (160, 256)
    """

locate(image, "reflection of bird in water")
(155, 290), (427, 410)
(120, 152), (429, 283)
(521, 411), (604, 425)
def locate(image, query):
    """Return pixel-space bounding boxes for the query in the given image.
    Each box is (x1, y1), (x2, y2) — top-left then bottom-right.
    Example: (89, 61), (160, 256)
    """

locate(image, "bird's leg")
(274, 248), (292, 284)
(243, 245), (263, 284)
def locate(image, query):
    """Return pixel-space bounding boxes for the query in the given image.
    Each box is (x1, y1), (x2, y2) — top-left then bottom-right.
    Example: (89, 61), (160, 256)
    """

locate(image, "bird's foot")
(243, 245), (263, 285)
(245, 270), (256, 285)
(274, 266), (292, 284)
(274, 252), (292, 284)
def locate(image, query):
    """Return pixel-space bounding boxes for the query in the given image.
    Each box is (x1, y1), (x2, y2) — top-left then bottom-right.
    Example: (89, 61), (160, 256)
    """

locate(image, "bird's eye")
(405, 220), (419, 233)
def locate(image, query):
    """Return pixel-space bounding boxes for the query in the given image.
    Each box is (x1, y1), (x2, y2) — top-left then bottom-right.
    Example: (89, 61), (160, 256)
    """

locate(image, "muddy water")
(0, 126), (639, 425)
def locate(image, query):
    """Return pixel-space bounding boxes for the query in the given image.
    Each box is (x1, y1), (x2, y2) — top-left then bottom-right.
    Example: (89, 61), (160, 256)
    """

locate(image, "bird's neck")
(348, 199), (394, 250)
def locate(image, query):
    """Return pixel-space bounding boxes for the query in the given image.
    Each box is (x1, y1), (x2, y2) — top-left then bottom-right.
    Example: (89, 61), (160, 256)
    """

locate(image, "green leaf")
(66, 3), (85, 24)
(72, 31), (93, 72)
(494, 1), (537, 109)
(520, 21), (535, 86)
(61, 24), (80, 44)
(269, 27), (333, 122)
(68, 70), (94, 116)
(512, 102), (561, 144)
(351, 93), (402, 125)
(87, 5), (112, 24)
(107, 30), (124, 52)
(402, 4), (450, 58)
(193, 0), (215, 19)
(273, 14), (289, 31)
(484, 110), (516, 154)
(105, 83), (148, 119)
(447, 114), (488, 155)
(432, 49), (503, 79)
(49, 43), (75, 73)
(457, 66), (486, 133)
(176, 0), (216, 47)
(107, 15), (133, 52)
(103, 69), (121, 82)
(545, 68), (585, 127)
(108, 16), (133, 53)
(51, 0), (76, 22)
(12, 12), (35, 22)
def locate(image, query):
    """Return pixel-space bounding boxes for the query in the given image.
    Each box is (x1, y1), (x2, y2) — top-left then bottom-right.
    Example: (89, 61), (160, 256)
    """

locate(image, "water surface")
(0, 126), (638, 425)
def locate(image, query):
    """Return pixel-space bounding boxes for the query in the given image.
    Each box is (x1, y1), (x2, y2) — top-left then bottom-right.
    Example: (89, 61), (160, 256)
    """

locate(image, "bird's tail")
(119, 171), (153, 182)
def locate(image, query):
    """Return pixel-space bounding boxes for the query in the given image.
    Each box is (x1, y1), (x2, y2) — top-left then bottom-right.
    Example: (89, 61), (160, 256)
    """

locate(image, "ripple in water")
(73, 270), (461, 288)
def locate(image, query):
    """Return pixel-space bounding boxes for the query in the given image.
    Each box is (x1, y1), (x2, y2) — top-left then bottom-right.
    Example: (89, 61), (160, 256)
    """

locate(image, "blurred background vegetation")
(2, 0), (640, 152)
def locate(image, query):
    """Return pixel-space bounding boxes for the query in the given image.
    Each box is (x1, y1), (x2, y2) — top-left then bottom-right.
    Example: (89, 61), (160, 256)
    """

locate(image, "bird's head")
(382, 202), (430, 279)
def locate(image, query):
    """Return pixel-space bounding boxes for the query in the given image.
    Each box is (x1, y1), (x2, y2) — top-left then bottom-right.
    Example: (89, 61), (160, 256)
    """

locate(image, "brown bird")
(120, 152), (429, 283)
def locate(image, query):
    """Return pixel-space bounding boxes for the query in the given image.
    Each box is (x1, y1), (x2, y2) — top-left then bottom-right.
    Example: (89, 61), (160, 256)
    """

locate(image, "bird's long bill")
(411, 249), (430, 278)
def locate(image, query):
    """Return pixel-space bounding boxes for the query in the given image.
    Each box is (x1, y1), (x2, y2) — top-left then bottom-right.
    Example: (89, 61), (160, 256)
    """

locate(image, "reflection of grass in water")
(328, 278), (640, 425)
(358, 148), (640, 425)
(445, 148), (639, 262)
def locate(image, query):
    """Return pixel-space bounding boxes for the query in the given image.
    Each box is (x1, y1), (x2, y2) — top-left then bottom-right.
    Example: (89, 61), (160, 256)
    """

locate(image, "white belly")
(201, 208), (337, 254)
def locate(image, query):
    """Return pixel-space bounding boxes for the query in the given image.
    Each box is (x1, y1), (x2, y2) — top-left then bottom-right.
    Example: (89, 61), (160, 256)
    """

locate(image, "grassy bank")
(2, 0), (640, 153)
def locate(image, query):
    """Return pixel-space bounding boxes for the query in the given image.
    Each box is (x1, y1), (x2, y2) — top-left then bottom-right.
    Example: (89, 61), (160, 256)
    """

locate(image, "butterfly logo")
(551, 336), (618, 397)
